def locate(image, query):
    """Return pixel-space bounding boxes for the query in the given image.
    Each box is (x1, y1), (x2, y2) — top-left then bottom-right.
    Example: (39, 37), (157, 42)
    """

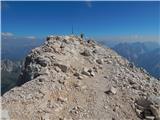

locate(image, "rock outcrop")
(1, 35), (160, 120)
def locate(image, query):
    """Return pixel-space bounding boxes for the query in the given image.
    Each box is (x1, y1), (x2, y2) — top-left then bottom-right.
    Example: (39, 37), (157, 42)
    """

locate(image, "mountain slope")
(113, 42), (160, 79)
(138, 48), (160, 78)
(2, 35), (160, 120)
(1, 59), (23, 95)
(113, 42), (148, 63)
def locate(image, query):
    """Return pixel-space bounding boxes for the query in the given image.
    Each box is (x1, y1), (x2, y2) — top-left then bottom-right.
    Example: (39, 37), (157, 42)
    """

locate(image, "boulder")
(36, 56), (50, 67)
(38, 68), (49, 76)
(78, 75), (83, 80)
(145, 115), (155, 120)
(88, 68), (95, 77)
(81, 49), (91, 56)
(90, 71), (95, 76)
(81, 67), (90, 76)
(96, 59), (104, 64)
(135, 96), (160, 120)
(105, 87), (117, 95)
(150, 105), (160, 120)
(57, 97), (68, 103)
(74, 72), (80, 77)
(135, 108), (143, 118)
(54, 63), (69, 73)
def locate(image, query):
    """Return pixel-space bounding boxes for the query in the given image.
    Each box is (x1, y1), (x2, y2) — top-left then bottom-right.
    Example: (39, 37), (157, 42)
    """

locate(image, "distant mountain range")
(1, 35), (44, 61)
(112, 42), (160, 79)
(1, 59), (23, 95)
(137, 48), (160, 79)
(1, 35), (44, 94)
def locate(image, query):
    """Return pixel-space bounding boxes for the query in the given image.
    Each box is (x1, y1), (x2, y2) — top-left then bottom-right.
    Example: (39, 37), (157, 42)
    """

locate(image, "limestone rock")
(1, 109), (10, 120)
(96, 58), (104, 64)
(81, 49), (91, 56)
(36, 56), (50, 67)
(90, 71), (95, 76)
(57, 97), (68, 103)
(145, 115), (155, 120)
(1, 35), (160, 120)
(105, 86), (117, 95)
(150, 105), (160, 120)
(54, 63), (69, 73)
(81, 67), (90, 76)
(41, 113), (50, 120)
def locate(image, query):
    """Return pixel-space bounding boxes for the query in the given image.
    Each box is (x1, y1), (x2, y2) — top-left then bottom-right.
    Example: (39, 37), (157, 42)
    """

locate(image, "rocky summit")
(1, 35), (160, 120)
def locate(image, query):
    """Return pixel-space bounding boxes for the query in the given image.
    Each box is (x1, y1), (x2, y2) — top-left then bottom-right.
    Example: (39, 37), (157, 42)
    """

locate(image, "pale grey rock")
(128, 78), (136, 85)
(81, 67), (90, 76)
(1, 109), (10, 120)
(81, 49), (91, 56)
(54, 63), (69, 73)
(109, 87), (117, 95)
(148, 96), (160, 105)
(74, 72), (80, 77)
(36, 56), (51, 67)
(55, 66), (61, 72)
(150, 105), (160, 120)
(78, 75), (83, 80)
(38, 68), (49, 76)
(135, 108), (143, 118)
(87, 68), (95, 76)
(96, 58), (104, 64)
(41, 113), (50, 120)
(73, 81), (82, 88)
(145, 115), (155, 120)
(57, 97), (68, 103)
(105, 87), (117, 95)
(90, 71), (95, 76)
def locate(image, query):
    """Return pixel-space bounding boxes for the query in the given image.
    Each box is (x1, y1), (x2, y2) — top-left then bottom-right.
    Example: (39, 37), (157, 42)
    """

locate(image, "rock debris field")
(1, 35), (160, 120)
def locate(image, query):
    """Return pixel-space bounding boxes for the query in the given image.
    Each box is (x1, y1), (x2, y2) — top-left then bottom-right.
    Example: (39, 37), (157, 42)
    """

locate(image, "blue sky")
(1, 1), (160, 42)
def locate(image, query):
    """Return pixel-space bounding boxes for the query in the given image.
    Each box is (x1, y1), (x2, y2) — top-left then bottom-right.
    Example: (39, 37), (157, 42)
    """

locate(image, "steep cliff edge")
(1, 35), (160, 120)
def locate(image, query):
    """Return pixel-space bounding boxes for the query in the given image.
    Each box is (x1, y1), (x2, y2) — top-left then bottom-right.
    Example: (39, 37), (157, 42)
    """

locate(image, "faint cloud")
(1, 32), (14, 37)
(25, 36), (36, 40)
(1, 32), (37, 41)
(85, 0), (92, 8)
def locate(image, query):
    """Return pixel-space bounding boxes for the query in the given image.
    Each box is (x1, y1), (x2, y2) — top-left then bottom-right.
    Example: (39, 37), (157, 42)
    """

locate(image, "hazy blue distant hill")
(2, 46), (36, 61)
(112, 42), (160, 79)
(1, 35), (44, 94)
(113, 42), (148, 63)
(138, 48), (160, 78)
(141, 42), (160, 51)
(1, 35), (44, 61)
(1, 59), (23, 95)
